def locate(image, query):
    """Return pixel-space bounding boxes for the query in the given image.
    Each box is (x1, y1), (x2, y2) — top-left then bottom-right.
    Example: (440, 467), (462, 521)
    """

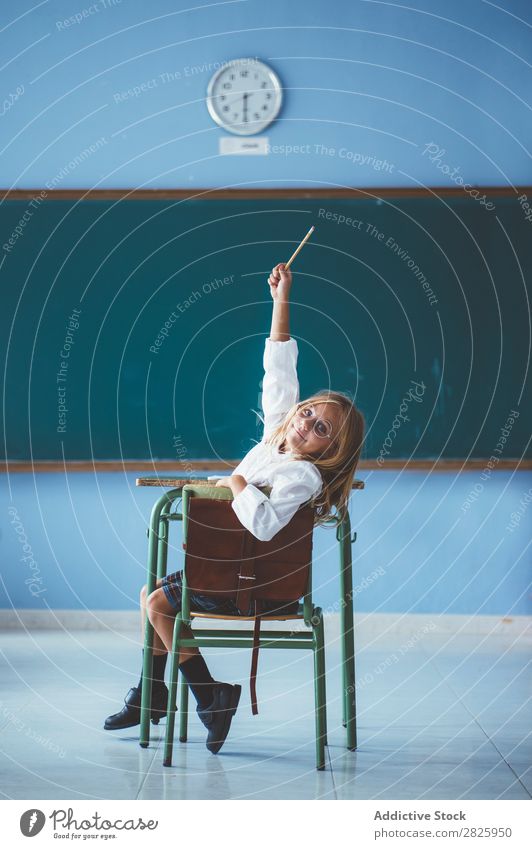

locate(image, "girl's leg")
(106, 581), (240, 751)
(140, 580), (167, 656)
(105, 580), (199, 731)
(147, 587), (218, 710)
(104, 584), (172, 731)
(145, 586), (199, 664)
(146, 585), (241, 755)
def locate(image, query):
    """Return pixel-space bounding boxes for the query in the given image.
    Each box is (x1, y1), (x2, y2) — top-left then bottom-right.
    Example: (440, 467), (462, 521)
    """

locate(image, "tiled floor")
(0, 621), (530, 800)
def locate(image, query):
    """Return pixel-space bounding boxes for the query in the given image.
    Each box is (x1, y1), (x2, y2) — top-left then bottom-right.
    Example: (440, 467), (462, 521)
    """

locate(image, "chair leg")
(140, 622), (154, 748)
(342, 605), (357, 751)
(313, 609), (326, 770)
(317, 616), (328, 746)
(163, 617), (182, 767)
(179, 679), (189, 742)
(341, 644), (347, 729)
(339, 514), (357, 750)
(140, 502), (171, 748)
(344, 650), (357, 750)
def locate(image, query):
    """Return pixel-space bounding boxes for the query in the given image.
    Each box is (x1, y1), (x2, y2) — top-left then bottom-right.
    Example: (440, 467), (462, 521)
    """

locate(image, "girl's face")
(284, 402), (342, 457)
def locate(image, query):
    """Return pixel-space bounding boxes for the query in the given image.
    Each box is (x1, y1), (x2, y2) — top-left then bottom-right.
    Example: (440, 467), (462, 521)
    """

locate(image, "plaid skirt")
(161, 570), (299, 618)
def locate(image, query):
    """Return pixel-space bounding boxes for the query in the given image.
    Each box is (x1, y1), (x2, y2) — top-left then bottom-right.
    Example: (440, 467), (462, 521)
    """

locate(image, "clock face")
(206, 59), (282, 136)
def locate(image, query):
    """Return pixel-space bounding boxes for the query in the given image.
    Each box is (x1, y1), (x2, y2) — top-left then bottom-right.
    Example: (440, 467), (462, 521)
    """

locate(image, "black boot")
(104, 681), (171, 731)
(180, 655), (240, 753)
(197, 683), (242, 754)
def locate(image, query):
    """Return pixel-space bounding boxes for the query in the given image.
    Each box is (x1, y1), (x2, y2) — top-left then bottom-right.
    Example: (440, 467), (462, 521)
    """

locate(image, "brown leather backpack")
(182, 491), (315, 713)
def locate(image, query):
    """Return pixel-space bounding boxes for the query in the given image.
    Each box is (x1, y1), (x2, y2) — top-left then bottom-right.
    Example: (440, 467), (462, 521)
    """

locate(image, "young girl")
(104, 262), (365, 753)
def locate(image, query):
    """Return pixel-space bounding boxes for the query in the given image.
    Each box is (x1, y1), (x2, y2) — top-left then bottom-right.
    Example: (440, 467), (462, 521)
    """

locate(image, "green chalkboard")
(1, 192), (530, 462)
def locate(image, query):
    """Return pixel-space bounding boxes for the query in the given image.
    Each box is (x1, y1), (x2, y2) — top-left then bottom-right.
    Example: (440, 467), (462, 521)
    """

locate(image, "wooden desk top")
(136, 476), (365, 490)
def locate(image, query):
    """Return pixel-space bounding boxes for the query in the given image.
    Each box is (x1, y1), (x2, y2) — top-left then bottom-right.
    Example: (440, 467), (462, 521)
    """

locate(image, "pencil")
(284, 225), (315, 269)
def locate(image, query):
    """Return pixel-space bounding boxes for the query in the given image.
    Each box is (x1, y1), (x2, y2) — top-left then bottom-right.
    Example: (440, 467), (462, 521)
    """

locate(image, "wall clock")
(206, 58), (283, 136)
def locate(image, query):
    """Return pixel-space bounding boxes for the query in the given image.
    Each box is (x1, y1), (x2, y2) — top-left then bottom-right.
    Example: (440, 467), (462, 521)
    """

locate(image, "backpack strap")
(250, 599), (262, 715)
(235, 532), (263, 713)
(235, 529), (256, 615)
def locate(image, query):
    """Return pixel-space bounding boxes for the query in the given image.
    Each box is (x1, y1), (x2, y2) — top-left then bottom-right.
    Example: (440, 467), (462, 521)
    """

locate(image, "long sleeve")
(231, 460), (322, 541)
(261, 338), (299, 439)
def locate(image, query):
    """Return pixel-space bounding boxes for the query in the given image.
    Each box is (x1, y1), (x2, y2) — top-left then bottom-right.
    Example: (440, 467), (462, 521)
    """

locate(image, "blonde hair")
(265, 391), (365, 526)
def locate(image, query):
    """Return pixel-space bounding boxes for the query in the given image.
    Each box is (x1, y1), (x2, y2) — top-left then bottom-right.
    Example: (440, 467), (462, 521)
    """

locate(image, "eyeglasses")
(295, 404), (334, 440)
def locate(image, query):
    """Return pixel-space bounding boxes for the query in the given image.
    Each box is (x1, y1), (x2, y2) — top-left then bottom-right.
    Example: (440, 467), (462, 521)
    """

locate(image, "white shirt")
(229, 338), (323, 541)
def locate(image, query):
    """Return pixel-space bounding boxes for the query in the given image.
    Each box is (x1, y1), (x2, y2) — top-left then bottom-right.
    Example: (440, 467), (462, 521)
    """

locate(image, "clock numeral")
(253, 112), (260, 120)
(223, 106), (230, 112)
(261, 81), (267, 88)
(230, 74), (235, 80)
(240, 70), (249, 77)
(266, 93), (272, 99)
(262, 104), (268, 110)
(223, 82), (232, 90)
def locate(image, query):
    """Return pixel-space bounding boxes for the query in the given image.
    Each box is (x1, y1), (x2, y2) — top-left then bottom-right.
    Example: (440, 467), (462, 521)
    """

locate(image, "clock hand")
(243, 92), (249, 122)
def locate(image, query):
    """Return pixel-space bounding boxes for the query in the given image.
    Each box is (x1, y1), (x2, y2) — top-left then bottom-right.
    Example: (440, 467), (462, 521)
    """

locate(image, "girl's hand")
(215, 474), (247, 496)
(268, 263), (292, 301)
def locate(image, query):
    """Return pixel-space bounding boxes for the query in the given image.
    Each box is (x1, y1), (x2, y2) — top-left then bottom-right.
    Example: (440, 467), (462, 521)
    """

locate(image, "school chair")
(135, 476), (363, 770)
(165, 483), (326, 768)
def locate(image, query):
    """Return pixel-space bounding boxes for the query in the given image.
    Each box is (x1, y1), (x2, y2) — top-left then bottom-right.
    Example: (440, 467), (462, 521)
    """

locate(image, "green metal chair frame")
(166, 483), (327, 768)
(138, 479), (359, 771)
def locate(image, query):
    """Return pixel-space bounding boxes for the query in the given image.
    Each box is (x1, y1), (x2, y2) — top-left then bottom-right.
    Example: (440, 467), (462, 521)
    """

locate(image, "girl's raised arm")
(268, 263), (292, 341)
(261, 262), (299, 439)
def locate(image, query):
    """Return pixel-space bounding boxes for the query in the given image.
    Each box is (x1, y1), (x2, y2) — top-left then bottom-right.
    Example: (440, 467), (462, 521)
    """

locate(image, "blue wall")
(1, 0), (531, 189)
(2, 471), (531, 615)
